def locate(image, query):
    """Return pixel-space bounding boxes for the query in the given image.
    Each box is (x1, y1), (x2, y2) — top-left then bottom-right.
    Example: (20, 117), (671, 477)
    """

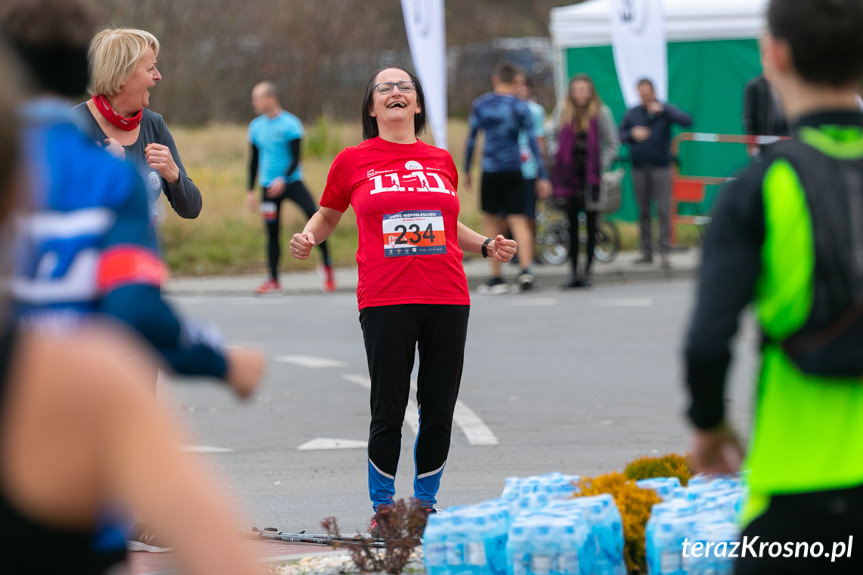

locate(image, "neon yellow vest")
(742, 125), (863, 525)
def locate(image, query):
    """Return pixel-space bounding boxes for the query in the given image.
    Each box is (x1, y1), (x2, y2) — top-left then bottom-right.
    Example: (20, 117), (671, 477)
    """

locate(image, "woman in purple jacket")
(551, 75), (619, 288)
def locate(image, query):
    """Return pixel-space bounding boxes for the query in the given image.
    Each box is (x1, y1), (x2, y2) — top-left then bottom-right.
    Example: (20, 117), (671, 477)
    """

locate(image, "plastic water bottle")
(551, 518), (583, 575)
(646, 516), (685, 575)
(686, 518), (740, 575)
(548, 495), (626, 575)
(446, 514), (470, 575)
(594, 494), (626, 575)
(527, 523), (557, 575)
(424, 513), (449, 575)
(481, 503), (511, 575)
(507, 521), (531, 575)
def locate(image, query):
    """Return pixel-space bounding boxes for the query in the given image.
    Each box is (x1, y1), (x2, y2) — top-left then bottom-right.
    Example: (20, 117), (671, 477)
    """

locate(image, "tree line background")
(91, 0), (580, 125)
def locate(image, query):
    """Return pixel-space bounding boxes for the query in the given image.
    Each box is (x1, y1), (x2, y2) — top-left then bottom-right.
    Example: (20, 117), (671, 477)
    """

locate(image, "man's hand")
(647, 101), (665, 115)
(225, 347), (266, 399)
(691, 423), (745, 475)
(632, 126), (652, 142)
(266, 178), (286, 199)
(536, 178), (552, 199)
(290, 231), (316, 260)
(488, 234), (517, 263)
(246, 190), (258, 213)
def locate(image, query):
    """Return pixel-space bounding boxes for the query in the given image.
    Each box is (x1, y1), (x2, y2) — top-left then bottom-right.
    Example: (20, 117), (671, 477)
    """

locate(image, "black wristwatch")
(481, 237), (493, 258)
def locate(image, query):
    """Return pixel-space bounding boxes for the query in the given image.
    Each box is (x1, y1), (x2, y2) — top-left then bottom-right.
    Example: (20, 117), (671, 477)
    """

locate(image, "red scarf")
(92, 94), (142, 131)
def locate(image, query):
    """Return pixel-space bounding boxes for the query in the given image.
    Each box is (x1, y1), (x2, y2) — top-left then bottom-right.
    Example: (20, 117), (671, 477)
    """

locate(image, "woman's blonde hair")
(88, 28), (159, 96)
(560, 74), (602, 132)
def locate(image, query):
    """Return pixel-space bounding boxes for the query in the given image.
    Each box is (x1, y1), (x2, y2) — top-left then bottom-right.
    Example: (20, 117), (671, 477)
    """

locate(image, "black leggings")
(734, 485), (863, 574)
(260, 180), (330, 281)
(567, 196), (597, 276)
(359, 304), (470, 510)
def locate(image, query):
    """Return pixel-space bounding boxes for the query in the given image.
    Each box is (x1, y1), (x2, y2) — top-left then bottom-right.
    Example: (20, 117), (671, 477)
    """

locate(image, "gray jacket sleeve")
(598, 105), (620, 171)
(157, 117), (202, 219)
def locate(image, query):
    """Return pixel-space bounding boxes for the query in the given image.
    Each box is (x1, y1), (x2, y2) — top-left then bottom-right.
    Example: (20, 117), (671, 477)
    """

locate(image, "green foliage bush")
(624, 453), (693, 487)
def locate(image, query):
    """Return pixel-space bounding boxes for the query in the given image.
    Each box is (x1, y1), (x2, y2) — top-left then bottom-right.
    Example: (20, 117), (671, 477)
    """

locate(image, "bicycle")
(535, 198), (621, 265)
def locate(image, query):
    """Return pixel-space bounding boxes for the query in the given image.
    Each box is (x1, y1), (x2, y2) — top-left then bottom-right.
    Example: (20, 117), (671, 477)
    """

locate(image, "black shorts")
(481, 170), (526, 216)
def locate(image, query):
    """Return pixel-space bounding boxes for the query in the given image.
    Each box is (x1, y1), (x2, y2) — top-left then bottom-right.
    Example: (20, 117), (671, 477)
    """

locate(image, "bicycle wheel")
(537, 222), (570, 265)
(594, 218), (620, 263)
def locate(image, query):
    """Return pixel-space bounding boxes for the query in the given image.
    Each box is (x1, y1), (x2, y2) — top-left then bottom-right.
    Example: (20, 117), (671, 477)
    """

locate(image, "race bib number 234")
(383, 210), (446, 257)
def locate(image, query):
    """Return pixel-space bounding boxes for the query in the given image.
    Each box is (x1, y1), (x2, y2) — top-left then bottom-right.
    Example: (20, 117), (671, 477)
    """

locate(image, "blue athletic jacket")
(12, 100), (227, 378)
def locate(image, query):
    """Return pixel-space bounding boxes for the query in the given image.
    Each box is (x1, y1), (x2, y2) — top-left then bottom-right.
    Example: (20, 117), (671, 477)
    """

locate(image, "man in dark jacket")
(619, 78), (692, 269)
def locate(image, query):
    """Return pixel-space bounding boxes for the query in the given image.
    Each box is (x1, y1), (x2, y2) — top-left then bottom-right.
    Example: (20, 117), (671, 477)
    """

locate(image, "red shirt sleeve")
(320, 148), (353, 213)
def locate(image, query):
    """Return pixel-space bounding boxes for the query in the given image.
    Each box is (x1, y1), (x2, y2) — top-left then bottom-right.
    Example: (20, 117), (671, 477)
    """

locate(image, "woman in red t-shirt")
(291, 66), (516, 518)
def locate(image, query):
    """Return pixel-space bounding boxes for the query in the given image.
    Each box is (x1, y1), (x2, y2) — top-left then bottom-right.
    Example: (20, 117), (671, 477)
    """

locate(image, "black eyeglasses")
(373, 81), (415, 95)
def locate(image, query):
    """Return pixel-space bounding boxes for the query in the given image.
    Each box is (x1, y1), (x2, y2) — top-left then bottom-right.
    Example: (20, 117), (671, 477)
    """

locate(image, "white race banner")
(401, 0), (447, 150)
(610, 0), (667, 108)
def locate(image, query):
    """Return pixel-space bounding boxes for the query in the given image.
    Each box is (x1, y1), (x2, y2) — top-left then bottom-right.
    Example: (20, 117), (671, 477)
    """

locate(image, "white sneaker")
(127, 540), (173, 553)
(516, 272), (535, 292)
(477, 278), (509, 295)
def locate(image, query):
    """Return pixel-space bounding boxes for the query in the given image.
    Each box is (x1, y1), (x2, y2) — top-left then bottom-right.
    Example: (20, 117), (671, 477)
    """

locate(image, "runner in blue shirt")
(465, 62), (551, 293)
(515, 72), (547, 252)
(247, 82), (335, 294)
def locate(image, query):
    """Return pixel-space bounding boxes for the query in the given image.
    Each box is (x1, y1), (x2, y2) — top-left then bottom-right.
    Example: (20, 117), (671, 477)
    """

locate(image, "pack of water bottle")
(644, 475), (745, 575)
(503, 496), (627, 575)
(506, 512), (588, 575)
(423, 498), (513, 575)
(423, 472), (628, 575)
(501, 473), (581, 506)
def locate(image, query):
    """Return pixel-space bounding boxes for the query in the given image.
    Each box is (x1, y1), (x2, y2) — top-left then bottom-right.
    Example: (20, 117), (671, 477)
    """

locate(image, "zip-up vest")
(760, 138), (863, 378)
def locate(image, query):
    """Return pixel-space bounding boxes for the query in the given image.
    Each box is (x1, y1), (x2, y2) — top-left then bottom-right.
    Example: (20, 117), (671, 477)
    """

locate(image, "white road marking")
(453, 402), (499, 445)
(342, 373), (372, 389)
(592, 298), (653, 308)
(298, 438), (368, 451)
(183, 445), (233, 454)
(275, 355), (347, 368)
(341, 374), (498, 446)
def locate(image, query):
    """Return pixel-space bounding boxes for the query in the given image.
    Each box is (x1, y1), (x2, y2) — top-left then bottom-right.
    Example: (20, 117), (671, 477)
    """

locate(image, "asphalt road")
(161, 278), (758, 535)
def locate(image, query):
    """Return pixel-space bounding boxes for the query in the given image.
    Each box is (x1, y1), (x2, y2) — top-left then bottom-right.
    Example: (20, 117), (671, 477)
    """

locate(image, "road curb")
(163, 251), (701, 297)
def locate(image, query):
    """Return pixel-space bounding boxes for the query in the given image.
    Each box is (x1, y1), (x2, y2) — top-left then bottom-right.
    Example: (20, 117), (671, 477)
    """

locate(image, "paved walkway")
(165, 249), (701, 297)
